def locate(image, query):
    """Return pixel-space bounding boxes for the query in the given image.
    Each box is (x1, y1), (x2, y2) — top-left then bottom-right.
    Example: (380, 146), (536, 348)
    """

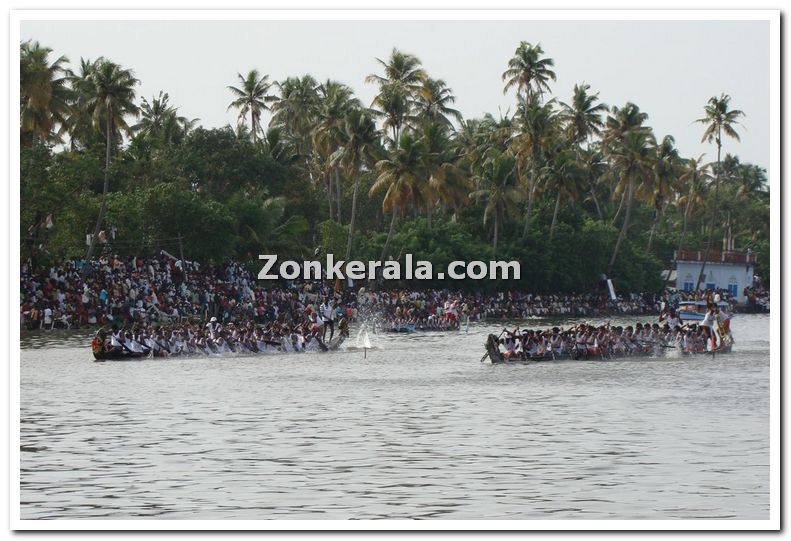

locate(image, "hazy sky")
(21, 19), (770, 170)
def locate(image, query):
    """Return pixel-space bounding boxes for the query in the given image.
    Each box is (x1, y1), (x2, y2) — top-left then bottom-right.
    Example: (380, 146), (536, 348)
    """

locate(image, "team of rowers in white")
(93, 313), (350, 358)
(491, 303), (733, 361)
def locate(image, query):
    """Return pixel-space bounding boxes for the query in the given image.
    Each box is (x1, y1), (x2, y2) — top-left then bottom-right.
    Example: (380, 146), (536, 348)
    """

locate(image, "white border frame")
(8, 8), (781, 532)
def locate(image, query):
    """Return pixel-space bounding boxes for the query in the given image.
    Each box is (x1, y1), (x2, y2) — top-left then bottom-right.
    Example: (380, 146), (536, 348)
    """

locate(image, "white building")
(674, 249), (755, 302)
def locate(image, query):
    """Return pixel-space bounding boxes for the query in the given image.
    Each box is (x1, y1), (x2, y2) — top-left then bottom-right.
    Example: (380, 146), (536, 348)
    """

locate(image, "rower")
(575, 327), (587, 359)
(501, 331), (517, 360)
(109, 325), (124, 353)
(585, 327), (598, 357)
(206, 316), (222, 340)
(320, 297), (335, 342)
(550, 328), (563, 355)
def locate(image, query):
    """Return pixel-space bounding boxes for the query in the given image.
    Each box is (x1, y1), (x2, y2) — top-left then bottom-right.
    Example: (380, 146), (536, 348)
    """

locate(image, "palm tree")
(133, 91), (197, 146)
(663, 155), (710, 289)
(560, 83), (608, 221)
(645, 135), (681, 251)
(469, 150), (519, 257)
(602, 102), (651, 225)
(560, 83), (608, 146)
(693, 94), (744, 289)
(227, 69), (272, 143)
(261, 125), (300, 167)
(578, 145), (607, 220)
(365, 48), (426, 148)
(541, 143), (582, 239)
(412, 78), (463, 129)
(607, 130), (657, 269)
(366, 47), (426, 91)
(421, 123), (469, 226)
(510, 96), (559, 240)
(369, 133), (427, 261)
(20, 40), (71, 146)
(734, 162), (768, 202)
(77, 58), (140, 260)
(64, 58), (102, 150)
(502, 41), (556, 110)
(330, 108), (381, 259)
(313, 80), (360, 220)
(269, 75), (320, 159)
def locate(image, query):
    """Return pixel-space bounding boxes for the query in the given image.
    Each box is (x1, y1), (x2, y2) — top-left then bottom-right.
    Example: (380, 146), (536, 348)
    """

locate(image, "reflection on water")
(20, 315), (770, 520)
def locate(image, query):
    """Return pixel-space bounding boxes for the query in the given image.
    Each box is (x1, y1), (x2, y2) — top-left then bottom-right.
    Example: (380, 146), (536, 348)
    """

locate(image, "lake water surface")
(19, 314), (770, 520)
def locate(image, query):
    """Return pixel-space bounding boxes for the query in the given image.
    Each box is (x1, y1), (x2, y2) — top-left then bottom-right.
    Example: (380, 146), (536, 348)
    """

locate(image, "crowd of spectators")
(19, 253), (756, 332)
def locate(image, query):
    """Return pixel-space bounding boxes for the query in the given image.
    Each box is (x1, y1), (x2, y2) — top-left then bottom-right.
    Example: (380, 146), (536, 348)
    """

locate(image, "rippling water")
(19, 314), (770, 520)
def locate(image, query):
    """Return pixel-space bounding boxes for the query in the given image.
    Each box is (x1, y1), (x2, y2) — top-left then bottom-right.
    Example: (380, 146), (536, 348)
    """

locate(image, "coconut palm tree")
(560, 82), (608, 146)
(602, 102), (651, 225)
(578, 145), (607, 220)
(133, 91), (198, 147)
(365, 48), (426, 148)
(734, 162), (768, 202)
(502, 41), (556, 110)
(20, 40), (71, 146)
(560, 83), (608, 220)
(412, 77), (463, 129)
(313, 80), (360, 220)
(510, 96), (559, 240)
(541, 143), (582, 239)
(369, 133), (427, 261)
(261, 125), (300, 167)
(64, 58), (102, 150)
(645, 135), (681, 252)
(662, 155), (710, 289)
(330, 107), (381, 259)
(227, 69), (272, 143)
(269, 75), (320, 160)
(77, 58), (140, 260)
(469, 150), (519, 258)
(607, 130), (657, 269)
(421, 123), (469, 226)
(693, 94), (745, 289)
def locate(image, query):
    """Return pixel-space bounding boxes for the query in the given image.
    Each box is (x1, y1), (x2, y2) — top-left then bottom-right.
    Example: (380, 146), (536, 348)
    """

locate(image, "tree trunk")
(492, 213), (499, 259)
(345, 170), (360, 260)
(426, 203), (433, 229)
(85, 106), (113, 263)
(380, 207), (398, 262)
(695, 133), (722, 290)
(549, 191), (561, 239)
(589, 181), (603, 220)
(521, 180), (538, 241)
(335, 169), (342, 223)
(608, 176), (634, 269)
(326, 171), (334, 221)
(610, 188), (626, 226)
(663, 195), (693, 289)
(646, 204), (663, 252)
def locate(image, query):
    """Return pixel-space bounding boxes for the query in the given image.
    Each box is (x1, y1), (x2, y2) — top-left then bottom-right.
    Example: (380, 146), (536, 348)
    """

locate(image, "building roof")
(674, 249), (756, 264)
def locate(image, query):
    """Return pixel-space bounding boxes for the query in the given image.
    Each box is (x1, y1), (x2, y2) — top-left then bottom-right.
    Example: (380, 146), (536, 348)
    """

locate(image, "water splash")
(356, 324), (372, 349)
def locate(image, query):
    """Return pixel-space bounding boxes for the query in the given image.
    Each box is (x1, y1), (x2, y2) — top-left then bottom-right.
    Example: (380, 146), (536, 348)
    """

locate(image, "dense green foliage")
(20, 40), (770, 292)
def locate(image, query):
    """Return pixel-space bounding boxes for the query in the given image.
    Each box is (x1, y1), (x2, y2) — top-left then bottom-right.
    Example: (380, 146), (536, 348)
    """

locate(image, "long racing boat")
(483, 333), (733, 364)
(92, 333), (347, 362)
